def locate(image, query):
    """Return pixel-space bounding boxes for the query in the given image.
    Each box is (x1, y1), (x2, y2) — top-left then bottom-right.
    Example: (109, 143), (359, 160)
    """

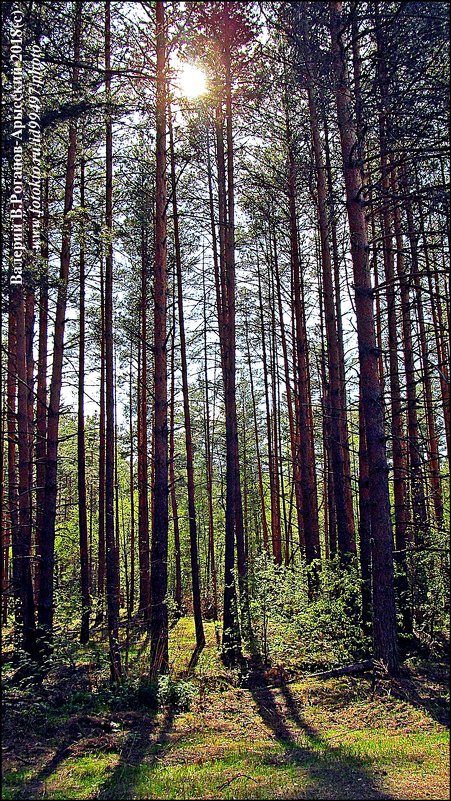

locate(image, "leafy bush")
(249, 553), (370, 672)
(157, 675), (196, 710)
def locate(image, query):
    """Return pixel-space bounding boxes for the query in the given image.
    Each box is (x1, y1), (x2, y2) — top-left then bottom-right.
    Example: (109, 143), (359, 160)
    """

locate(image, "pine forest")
(1, 2), (449, 799)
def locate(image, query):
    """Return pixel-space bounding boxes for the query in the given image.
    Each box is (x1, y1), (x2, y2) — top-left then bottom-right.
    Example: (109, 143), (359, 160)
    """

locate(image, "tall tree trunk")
(78, 155), (90, 644)
(305, 74), (356, 557)
(1, 388), (9, 624)
(203, 262), (218, 620)
(150, 0), (169, 678)
(38, 2), (82, 644)
(104, 0), (122, 681)
(7, 296), (19, 631)
(97, 254), (106, 618)
(220, 17), (245, 663)
(138, 186), (150, 621)
(11, 278), (37, 658)
(129, 347), (135, 615)
(358, 391), (372, 635)
(169, 110), (204, 649)
(329, 0), (398, 675)
(392, 167), (428, 548)
(411, 168), (445, 528)
(258, 257), (279, 561)
(269, 255), (282, 565)
(245, 308), (269, 553)
(287, 123), (320, 567)
(169, 297), (182, 614)
(35, 175), (49, 595)
(373, 18), (412, 634)
(273, 228), (302, 559)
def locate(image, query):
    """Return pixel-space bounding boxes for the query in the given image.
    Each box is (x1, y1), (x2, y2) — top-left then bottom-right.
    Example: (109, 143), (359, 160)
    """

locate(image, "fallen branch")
(266, 660), (374, 687)
(218, 774), (258, 790)
(303, 660), (374, 681)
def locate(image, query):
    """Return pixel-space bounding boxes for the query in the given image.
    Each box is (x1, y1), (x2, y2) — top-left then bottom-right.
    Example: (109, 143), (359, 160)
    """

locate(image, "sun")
(178, 64), (207, 99)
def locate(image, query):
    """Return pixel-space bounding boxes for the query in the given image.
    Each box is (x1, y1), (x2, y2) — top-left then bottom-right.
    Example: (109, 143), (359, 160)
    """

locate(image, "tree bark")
(169, 109), (204, 649)
(78, 155), (90, 644)
(329, 0), (398, 675)
(38, 2), (81, 644)
(104, 0), (122, 681)
(138, 176), (150, 621)
(150, 0), (169, 678)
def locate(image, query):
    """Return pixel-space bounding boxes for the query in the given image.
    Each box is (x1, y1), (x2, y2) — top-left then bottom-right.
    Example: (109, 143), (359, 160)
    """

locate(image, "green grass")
(2, 618), (449, 800)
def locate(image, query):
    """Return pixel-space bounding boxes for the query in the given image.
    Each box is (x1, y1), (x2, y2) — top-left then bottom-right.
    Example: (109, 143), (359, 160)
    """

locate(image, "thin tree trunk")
(169, 298), (182, 614)
(97, 254), (106, 618)
(258, 257), (279, 562)
(306, 74), (356, 557)
(138, 186), (150, 621)
(392, 167), (428, 548)
(269, 256), (282, 565)
(35, 175), (49, 595)
(104, 0), (122, 681)
(169, 110), (204, 649)
(287, 126), (320, 566)
(78, 155), (90, 644)
(245, 309), (269, 553)
(150, 0), (169, 678)
(203, 261), (218, 620)
(358, 391), (372, 635)
(373, 20), (412, 633)
(273, 228), (302, 559)
(129, 347), (135, 616)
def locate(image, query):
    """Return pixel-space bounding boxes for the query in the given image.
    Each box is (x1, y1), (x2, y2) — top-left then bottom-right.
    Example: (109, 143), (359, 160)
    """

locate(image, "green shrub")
(249, 553), (370, 672)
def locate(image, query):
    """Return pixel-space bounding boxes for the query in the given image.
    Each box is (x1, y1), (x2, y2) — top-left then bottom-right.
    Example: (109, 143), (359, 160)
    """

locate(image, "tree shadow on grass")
(249, 675), (393, 800)
(14, 723), (91, 800)
(389, 666), (450, 727)
(96, 706), (174, 800)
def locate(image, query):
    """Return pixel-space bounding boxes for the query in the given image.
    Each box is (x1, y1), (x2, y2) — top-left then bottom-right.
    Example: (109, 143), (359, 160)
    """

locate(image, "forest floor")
(1, 618), (449, 800)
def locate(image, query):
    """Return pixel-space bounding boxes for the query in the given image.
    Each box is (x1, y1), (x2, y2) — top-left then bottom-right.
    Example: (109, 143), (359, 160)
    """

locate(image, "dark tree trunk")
(104, 0), (122, 681)
(35, 176), (49, 598)
(78, 155), (90, 644)
(392, 167), (428, 549)
(306, 75), (356, 558)
(150, 0), (169, 678)
(38, 2), (81, 644)
(11, 279), (37, 658)
(329, 0), (398, 675)
(245, 309), (269, 553)
(169, 298), (182, 614)
(203, 263), (218, 619)
(358, 392), (372, 636)
(169, 110), (204, 649)
(257, 257), (279, 562)
(138, 189), (150, 622)
(287, 131), (320, 566)
(129, 348), (135, 616)
(97, 254), (106, 616)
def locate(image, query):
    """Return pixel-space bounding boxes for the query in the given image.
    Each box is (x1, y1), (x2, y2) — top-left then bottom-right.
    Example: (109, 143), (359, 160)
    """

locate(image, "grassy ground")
(2, 618), (449, 800)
